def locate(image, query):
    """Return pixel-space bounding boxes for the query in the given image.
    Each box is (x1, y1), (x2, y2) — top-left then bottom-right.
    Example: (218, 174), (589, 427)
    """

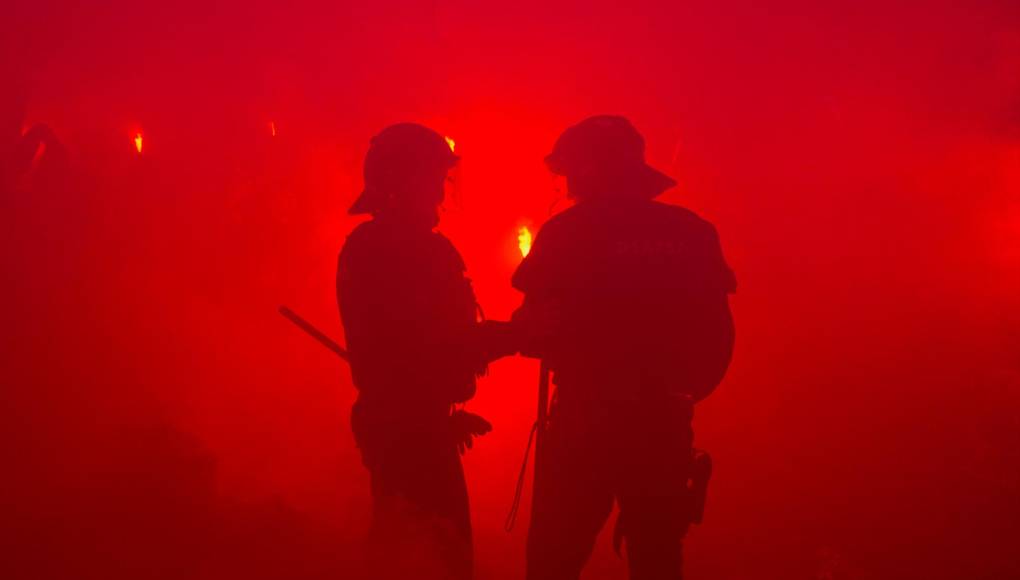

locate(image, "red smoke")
(2, 1), (1018, 579)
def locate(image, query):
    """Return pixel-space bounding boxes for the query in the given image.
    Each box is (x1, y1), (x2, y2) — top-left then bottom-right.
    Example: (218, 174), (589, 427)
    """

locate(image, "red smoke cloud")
(2, 1), (1018, 579)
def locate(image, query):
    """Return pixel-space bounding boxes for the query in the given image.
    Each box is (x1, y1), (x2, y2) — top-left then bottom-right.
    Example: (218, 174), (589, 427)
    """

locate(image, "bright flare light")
(518, 226), (533, 258)
(269, 121), (277, 137)
(134, 133), (143, 154)
(445, 136), (456, 153)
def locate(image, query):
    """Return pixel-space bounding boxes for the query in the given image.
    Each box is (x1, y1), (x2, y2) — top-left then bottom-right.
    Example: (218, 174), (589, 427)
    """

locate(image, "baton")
(278, 305), (349, 361)
(535, 361), (550, 476)
(504, 359), (551, 532)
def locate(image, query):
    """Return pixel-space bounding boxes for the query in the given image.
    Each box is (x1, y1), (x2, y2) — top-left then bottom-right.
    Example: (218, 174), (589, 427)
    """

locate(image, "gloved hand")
(476, 320), (520, 363)
(509, 297), (560, 359)
(449, 409), (493, 455)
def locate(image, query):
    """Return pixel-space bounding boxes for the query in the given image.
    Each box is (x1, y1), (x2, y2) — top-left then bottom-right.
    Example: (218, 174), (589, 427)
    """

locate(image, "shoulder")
(511, 207), (586, 292)
(338, 220), (376, 267)
(645, 201), (723, 247)
(340, 219), (377, 252)
(532, 204), (583, 238)
(528, 204), (604, 252)
(638, 201), (735, 291)
(650, 201), (715, 231)
(650, 202), (735, 292)
(340, 223), (465, 273)
(429, 230), (467, 273)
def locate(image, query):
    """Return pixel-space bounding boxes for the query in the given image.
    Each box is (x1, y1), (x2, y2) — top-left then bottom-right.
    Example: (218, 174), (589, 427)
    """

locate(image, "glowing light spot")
(134, 133), (143, 154)
(445, 136), (456, 153)
(518, 226), (533, 258)
(269, 121), (277, 137)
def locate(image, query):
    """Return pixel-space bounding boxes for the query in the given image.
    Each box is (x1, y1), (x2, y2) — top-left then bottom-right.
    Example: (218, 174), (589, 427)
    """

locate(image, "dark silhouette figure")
(2, 117), (70, 197)
(511, 116), (736, 580)
(336, 123), (505, 579)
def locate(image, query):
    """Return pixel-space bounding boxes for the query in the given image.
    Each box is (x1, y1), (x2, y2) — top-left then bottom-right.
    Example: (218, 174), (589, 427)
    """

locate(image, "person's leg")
(357, 415), (473, 579)
(616, 406), (693, 580)
(407, 439), (473, 580)
(526, 426), (614, 580)
(619, 513), (687, 580)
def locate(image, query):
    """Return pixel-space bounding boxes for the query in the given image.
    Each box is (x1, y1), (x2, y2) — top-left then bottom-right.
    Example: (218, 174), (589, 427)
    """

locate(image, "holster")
(612, 447), (713, 555)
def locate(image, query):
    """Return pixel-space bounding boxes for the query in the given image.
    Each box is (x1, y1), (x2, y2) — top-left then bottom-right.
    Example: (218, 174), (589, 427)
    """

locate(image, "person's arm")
(683, 292), (735, 402)
(683, 223), (737, 401)
(475, 319), (520, 362)
(508, 291), (560, 360)
(507, 223), (565, 360)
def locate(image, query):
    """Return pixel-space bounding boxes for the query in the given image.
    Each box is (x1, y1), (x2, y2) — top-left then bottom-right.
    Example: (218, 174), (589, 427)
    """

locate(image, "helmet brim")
(546, 154), (678, 198)
(640, 163), (678, 198)
(348, 191), (370, 215)
(348, 187), (383, 215)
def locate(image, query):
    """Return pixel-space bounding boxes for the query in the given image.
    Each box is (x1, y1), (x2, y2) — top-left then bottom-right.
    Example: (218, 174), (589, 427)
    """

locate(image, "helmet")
(349, 123), (459, 215)
(545, 115), (676, 198)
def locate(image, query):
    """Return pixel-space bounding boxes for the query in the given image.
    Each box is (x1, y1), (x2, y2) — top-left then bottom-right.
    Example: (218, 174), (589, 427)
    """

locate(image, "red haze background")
(2, 1), (1018, 578)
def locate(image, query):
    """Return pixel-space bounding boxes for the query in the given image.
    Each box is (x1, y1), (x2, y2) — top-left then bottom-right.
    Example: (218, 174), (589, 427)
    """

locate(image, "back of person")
(513, 196), (734, 407)
(338, 217), (479, 417)
(334, 123), (498, 580)
(515, 115), (735, 580)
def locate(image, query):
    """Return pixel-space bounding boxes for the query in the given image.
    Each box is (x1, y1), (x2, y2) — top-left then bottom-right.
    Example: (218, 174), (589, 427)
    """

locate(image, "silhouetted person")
(0, 86), (63, 192)
(511, 116), (736, 580)
(10, 123), (70, 190)
(337, 123), (504, 579)
(3, 121), (80, 321)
